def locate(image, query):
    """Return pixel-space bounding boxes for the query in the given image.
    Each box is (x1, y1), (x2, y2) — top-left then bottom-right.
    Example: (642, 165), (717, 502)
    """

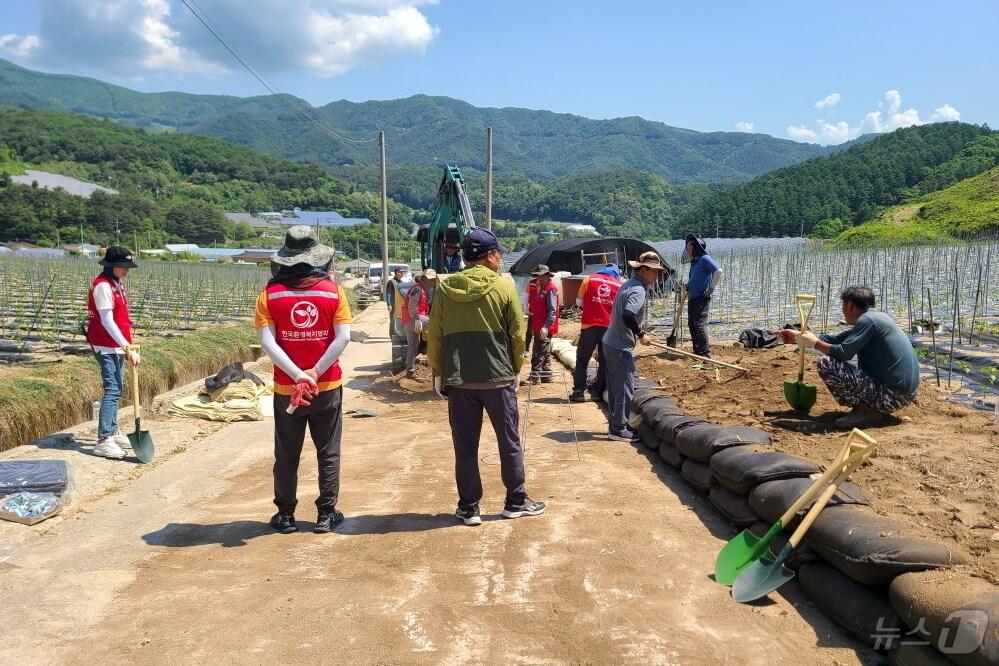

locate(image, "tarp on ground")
(508, 237), (673, 277)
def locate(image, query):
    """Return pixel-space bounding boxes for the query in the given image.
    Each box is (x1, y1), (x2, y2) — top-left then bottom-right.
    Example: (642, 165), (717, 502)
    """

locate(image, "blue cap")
(461, 227), (508, 260)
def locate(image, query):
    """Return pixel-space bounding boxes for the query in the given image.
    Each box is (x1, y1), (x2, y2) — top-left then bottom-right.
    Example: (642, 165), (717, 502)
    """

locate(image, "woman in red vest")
(569, 264), (623, 403)
(255, 226), (353, 535)
(525, 264), (559, 384)
(86, 246), (140, 460)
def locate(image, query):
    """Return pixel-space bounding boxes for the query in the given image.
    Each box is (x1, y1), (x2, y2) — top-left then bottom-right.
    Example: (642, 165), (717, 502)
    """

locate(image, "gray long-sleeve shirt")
(602, 277), (648, 351)
(819, 309), (920, 395)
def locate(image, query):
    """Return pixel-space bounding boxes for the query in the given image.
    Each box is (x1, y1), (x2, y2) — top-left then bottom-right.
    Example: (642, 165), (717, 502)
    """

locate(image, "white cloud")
(787, 90), (961, 144)
(0, 34), (40, 59)
(736, 121), (755, 132)
(931, 104), (961, 122)
(0, 0), (438, 79)
(814, 92), (841, 110)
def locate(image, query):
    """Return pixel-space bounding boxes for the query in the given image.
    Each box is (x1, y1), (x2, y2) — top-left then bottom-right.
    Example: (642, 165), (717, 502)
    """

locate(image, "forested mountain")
(0, 58), (833, 184)
(677, 123), (998, 238)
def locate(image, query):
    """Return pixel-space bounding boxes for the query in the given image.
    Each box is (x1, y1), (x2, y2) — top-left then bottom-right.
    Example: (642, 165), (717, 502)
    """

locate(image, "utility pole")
(485, 127), (493, 230)
(379, 130), (389, 294)
(115, 219), (120, 245)
(133, 230), (138, 254)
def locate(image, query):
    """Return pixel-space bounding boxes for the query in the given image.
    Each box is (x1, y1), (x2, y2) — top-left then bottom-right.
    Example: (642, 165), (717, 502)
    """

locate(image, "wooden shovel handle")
(130, 344), (141, 421)
(646, 340), (747, 372)
(796, 294), (817, 378)
(778, 428), (877, 525)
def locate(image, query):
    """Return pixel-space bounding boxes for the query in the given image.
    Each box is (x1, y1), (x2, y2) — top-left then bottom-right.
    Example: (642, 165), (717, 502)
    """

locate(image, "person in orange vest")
(255, 226), (352, 535)
(85, 246), (141, 460)
(525, 264), (559, 384)
(403, 269), (438, 378)
(569, 264), (624, 403)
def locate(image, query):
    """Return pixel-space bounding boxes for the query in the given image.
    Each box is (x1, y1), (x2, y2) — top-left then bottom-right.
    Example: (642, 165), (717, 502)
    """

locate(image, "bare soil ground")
(0, 307), (876, 665)
(633, 341), (999, 581)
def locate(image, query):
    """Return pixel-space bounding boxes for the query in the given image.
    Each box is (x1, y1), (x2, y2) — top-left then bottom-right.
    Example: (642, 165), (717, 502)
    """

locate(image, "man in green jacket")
(427, 228), (546, 526)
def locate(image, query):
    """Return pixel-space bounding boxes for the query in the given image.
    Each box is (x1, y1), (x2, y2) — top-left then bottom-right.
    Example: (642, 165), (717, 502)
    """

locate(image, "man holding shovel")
(86, 246), (141, 460)
(778, 286), (919, 428)
(602, 251), (669, 442)
(255, 226), (352, 534)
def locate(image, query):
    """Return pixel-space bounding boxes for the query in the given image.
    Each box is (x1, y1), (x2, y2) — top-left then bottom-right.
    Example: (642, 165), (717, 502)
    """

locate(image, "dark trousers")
(530, 331), (553, 380)
(273, 387), (343, 515)
(448, 386), (527, 508)
(603, 344), (635, 432)
(688, 295), (712, 357)
(524, 315), (533, 353)
(572, 326), (607, 394)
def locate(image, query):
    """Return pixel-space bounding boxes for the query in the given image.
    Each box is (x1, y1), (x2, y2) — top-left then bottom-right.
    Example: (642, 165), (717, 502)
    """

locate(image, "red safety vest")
(581, 273), (621, 328)
(528, 280), (560, 335)
(265, 278), (343, 392)
(401, 285), (428, 325)
(86, 275), (133, 348)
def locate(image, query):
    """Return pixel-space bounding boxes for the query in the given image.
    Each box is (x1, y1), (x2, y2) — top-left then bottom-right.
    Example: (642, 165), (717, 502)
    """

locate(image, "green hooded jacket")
(427, 264), (526, 386)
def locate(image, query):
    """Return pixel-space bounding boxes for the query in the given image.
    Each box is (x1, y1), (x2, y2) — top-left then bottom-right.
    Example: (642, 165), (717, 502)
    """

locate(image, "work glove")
(413, 318), (424, 334)
(433, 374), (446, 400)
(539, 327), (549, 341)
(795, 331), (819, 349)
(287, 378), (318, 414)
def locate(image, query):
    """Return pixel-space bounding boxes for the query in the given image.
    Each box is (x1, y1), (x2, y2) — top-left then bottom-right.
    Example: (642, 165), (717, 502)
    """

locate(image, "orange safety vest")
(581, 272), (621, 329)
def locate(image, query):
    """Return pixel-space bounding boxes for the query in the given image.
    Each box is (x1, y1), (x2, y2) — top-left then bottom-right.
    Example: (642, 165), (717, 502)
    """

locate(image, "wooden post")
(485, 127), (493, 230)
(379, 130), (389, 295)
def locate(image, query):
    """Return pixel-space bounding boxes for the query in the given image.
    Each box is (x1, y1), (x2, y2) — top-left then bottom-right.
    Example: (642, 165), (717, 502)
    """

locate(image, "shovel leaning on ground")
(784, 293), (818, 412)
(666, 285), (687, 348)
(713, 428), (876, 584)
(730, 429), (878, 602)
(127, 346), (155, 464)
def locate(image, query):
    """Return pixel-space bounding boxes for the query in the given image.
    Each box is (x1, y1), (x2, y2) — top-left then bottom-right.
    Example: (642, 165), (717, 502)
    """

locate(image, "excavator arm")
(418, 165), (477, 272)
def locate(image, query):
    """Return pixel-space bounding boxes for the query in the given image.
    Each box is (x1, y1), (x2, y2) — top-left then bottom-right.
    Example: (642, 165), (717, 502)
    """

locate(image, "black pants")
(530, 331), (553, 380)
(448, 386), (527, 508)
(524, 315), (533, 353)
(688, 295), (711, 357)
(273, 387), (343, 515)
(572, 326), (608, 394)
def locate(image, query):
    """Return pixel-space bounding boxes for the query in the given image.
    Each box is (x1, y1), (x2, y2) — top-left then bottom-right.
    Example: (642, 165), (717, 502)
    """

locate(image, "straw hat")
(627, 251), (668, 272)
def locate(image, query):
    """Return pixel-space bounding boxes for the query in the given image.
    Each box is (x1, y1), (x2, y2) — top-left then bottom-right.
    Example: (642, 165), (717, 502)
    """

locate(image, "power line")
(180, 0), (376, 144)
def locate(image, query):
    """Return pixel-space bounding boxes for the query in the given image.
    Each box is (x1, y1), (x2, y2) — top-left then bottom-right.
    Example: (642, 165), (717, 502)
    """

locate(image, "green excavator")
(415, 165), (477, 272)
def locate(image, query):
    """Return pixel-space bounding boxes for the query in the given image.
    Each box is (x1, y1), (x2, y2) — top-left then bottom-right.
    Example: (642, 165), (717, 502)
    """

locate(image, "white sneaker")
(94, 437), (126, 460)
(112, 430), (132, 448)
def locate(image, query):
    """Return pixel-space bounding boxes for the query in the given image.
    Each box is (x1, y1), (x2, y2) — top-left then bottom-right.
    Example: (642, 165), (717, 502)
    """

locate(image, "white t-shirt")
(92, 282), (127, 354)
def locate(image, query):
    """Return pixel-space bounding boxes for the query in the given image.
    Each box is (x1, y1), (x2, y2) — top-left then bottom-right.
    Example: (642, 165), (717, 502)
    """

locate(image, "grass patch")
(0, 324), (258, 452)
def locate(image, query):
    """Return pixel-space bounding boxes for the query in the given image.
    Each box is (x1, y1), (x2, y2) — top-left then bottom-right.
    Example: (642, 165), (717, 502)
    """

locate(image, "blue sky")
(1, 1), (995, 144)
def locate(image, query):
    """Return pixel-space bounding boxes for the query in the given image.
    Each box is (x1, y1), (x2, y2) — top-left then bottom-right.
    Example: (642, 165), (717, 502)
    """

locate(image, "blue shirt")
(687, 254), (720, 299)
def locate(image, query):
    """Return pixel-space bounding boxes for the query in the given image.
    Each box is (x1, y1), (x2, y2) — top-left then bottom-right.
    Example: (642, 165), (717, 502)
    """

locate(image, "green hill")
(833, 167), (999, 246)
(678, 123), (998, 238)
(0, 58), (831, 184)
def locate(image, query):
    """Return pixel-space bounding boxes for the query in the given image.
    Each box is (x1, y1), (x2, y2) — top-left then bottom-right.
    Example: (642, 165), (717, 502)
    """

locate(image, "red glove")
(286, 379), (318, 414)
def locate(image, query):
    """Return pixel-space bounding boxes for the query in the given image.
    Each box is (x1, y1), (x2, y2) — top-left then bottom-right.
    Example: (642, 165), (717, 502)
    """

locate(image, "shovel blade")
(731, 543), (795, 603)
(714, 522), (781, 585)
(128, 430), (155, 464)
(783, 380), (817, 412)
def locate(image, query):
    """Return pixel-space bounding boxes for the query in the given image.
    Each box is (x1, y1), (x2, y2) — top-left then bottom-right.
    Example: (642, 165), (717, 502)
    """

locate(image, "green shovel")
(784, 293), (818, 412)
(714, 428), (876, 585)
(127, 346), (155, 464)
(731, 430), (877, 602)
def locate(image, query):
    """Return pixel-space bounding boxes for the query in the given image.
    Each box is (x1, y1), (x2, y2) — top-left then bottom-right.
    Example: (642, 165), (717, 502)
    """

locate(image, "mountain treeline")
(678, 123), (997, 238)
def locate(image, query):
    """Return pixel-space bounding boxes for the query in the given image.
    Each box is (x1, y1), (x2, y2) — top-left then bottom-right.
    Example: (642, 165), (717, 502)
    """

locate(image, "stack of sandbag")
(549, 338), (577, 370)
(169, 379), (272, 423)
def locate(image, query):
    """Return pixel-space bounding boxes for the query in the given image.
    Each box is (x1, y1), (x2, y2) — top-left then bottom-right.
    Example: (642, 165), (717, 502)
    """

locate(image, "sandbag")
(709, 485), (757, 527)
(654, 414), (707, 446)
(748, 476), (873, 524)
(674, 423), (771, 463)
(680, 459), (714, 493)
(747, 521), (817, 569)
(890, 571), (999, 665)
(805, 505), (970, 586)
(658, 440), (683, 469)
(638, 421), (660, 451)
(632, 389), (675, 412)
(798, 561), (904, 649)
(639, 397), (683, 425)
(710, 447), (821, 495)
(888, 644), (954, 666)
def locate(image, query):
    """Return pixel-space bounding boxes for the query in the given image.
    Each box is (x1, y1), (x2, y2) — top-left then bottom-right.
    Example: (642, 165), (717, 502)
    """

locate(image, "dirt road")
(1, 306), (872, 665)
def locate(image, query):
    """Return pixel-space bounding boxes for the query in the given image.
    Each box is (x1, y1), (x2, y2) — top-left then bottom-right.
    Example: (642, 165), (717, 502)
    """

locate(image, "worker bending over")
(256, 226), (352, 534)
(403, 269), (438, 379)
(779, 285), (919, 429)
(570, 264), (623, 403)
(525, 264), (559, 384)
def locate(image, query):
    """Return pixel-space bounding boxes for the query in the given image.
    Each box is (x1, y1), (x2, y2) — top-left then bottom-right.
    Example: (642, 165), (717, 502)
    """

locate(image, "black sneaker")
(608, 428), (640, 443)
(589, 390), (606, 405)
(314, 510), (345, 533)
(569, 390), (587, 402)
(269, 512), (298, 534)
(501, 498), (546, 519)
(455, 504), (482, 526)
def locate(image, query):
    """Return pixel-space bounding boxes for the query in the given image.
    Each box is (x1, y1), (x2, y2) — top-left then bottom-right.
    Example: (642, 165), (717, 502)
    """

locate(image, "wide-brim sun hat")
(99, 245), (138, 268)
(627, 251), (668, 272)
(271, 225), (334, 268)
(530, 264), (554, 276)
